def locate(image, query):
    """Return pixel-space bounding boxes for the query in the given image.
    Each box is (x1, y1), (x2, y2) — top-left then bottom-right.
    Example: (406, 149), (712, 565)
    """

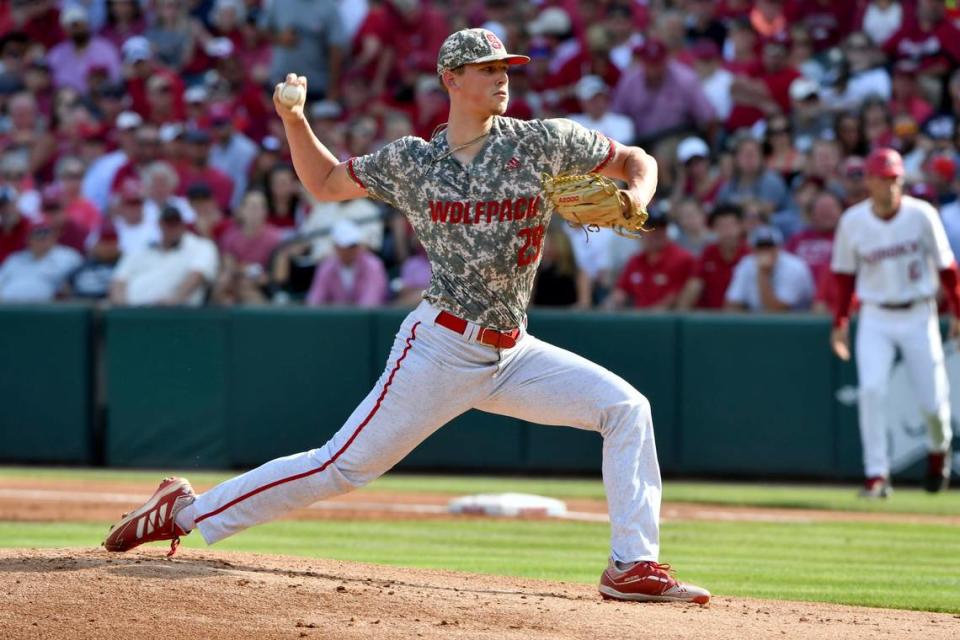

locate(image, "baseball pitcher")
(830, 147), (958, 497)
(103, 29), (709, 604)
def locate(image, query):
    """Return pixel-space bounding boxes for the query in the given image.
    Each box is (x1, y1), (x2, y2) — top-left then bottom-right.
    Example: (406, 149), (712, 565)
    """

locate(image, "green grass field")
(1, 467), (958, 613)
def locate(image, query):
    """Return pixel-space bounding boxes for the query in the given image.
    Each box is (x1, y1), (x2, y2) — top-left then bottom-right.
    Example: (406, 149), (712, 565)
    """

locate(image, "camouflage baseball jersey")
(348, 116), (613, 330)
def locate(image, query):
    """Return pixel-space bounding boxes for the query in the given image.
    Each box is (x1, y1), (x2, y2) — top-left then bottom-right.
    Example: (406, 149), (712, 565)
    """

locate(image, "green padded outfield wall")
(227, 308), (375, 467)
(679, 314), (838, 476)
(32, 306), (931, 478)
(0, 305), (93, 464)
(105, 309), (231, 468)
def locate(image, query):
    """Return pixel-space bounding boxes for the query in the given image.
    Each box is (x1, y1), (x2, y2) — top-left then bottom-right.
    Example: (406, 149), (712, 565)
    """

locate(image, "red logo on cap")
(485, 32), (503, 50)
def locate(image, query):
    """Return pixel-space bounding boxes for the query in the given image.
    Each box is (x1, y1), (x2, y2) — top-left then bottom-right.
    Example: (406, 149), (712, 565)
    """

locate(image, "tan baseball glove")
(542, 173), (649, 236)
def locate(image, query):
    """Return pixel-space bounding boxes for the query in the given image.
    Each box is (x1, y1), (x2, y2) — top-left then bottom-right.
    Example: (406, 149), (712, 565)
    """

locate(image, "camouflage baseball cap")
(436, 28), (530, 75)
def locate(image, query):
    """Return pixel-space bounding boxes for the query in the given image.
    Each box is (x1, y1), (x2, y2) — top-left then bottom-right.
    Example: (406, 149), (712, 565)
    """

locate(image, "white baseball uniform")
(179, 116), (664, 564)
(831, 195), (955, 478)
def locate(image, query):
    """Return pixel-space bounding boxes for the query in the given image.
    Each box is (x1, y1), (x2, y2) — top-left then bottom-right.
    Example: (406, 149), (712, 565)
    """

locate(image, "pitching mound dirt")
(1, 548), (957, 640)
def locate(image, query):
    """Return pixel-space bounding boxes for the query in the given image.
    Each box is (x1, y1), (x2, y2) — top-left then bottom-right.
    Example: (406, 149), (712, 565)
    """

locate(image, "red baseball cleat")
(103, 477), (195, 557)
(599, 560), (711, 605)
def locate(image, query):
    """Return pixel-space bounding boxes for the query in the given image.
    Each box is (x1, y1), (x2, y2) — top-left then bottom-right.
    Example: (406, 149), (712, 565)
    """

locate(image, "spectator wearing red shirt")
(186, 183), (230, 243)
(263, 163), (304, 230)
(143, 74), (186, 126)
(39, 185), (87, 255)
(213, 190), (281, 305)
(121, 36), (185, 120)
(791, 0), (855, 52)
(18, 0), (64, 52)
(678, 204), (750, 310)
(0, 186), (29, 265)
(727, 33), (802, 131)
(725, 16), (761, 75)
(176, 129), (234, 213)
(884, 0), (960, 80)
(352, 0), (449, 99)
(785, 190), (842, 284)
(54, 157), (100, 232)
(607, 209), (696, 310)
(889, 59), (934, 124)
(548, 25), (622, 115)
(207, 43), (273, 142)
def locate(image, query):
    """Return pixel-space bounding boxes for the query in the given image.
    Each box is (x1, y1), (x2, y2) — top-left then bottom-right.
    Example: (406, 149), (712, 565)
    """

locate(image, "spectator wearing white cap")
(568, 75), (634, 145)
(670, 136), (723, 210)
(527, 6), (579, 74)
(305, 219), (387, 307)
(725, 225), (815, 312)
(82, 110), (143, 213)
(46, 5), (122, 93)
(121, 35), (185, 118)
(786, 77), (834, 153)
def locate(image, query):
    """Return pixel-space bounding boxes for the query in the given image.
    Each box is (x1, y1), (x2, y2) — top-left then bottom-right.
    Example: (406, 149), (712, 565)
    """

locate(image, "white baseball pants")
(855, 301), (953, 478)
(190, 300), (662, 563)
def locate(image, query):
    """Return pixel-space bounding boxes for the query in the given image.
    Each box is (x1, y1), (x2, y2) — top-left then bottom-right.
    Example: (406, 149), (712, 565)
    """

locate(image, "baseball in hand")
(279, 82), (305, 108)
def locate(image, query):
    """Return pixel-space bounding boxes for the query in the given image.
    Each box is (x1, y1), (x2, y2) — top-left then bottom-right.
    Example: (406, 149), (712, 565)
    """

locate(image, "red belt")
(435, 311), (521, 349)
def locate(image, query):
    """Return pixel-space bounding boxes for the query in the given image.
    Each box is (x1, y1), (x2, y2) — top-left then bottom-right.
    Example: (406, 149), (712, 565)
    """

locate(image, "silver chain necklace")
(433, 131), (490, 162)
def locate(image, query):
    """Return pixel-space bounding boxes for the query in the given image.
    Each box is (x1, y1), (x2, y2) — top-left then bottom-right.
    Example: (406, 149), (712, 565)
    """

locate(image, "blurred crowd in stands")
(0, 0), (959, 314)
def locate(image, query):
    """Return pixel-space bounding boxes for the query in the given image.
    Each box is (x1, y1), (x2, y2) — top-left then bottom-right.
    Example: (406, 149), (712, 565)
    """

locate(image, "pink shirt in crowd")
(218, 223), (282, 268)
(46, 37), (122, 93)
(306, 249), (388, 307)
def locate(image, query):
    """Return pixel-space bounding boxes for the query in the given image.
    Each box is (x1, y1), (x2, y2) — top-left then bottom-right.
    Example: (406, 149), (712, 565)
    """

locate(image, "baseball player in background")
(103, 29), (710, 605)
(830, 147), (958, 497)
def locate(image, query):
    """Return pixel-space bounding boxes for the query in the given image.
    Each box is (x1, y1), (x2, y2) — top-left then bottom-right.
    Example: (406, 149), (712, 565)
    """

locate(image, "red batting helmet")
(865, 147), (904, 178)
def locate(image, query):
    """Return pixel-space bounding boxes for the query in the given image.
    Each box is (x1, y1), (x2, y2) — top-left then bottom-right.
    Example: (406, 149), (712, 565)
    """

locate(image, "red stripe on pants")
(195, 321), (421, 524)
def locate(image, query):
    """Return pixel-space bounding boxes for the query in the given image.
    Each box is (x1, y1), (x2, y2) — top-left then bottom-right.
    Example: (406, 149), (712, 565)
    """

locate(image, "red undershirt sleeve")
(832, 272), (856, 328)
(938, 263), (960, 318)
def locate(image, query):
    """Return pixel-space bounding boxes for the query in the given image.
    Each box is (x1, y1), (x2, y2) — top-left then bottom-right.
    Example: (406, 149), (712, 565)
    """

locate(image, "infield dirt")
(0, 477), (958, 639)
(1, 548), (959, 640)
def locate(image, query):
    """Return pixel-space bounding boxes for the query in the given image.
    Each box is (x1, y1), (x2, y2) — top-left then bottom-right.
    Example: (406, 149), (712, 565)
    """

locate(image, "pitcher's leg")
(855, 313), (897, 479)
(476, 336), (660, 563)
(191, 318), (478, 544)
